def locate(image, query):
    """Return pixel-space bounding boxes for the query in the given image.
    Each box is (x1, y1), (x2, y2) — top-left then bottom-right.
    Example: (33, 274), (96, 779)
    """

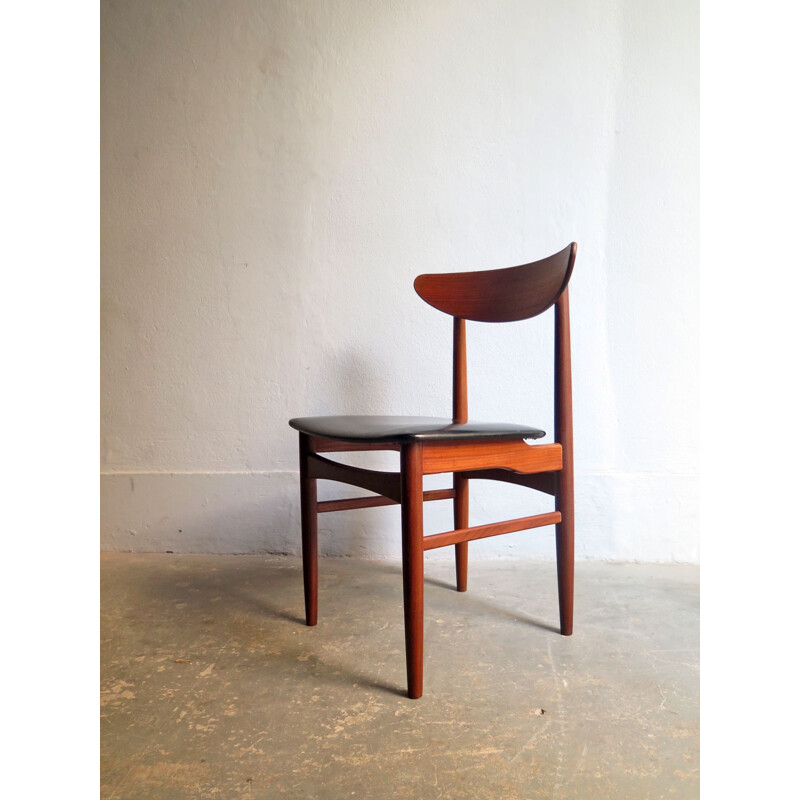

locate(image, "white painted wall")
(101, 0), (699, 561)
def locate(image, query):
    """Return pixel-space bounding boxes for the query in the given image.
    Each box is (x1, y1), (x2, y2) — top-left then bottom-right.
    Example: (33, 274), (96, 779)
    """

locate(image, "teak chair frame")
(293, 243), (576, 699)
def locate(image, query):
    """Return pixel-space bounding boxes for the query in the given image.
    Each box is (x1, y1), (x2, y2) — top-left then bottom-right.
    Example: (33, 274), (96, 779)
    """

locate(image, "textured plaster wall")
(101, 0), (699, 561)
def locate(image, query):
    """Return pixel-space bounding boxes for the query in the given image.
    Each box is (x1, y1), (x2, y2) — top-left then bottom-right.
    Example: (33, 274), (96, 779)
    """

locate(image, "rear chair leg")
(401, 443), (425, 698)
(555, 286), (574, 636)
(454, 474), (469, 592)
(556, 474), (574, 636)
(299, 433), (318, 626)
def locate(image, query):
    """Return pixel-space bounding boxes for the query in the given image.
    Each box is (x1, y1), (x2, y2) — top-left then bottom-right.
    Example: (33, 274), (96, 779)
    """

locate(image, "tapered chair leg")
(555, 287), (574, 636)
(454, 474), (469, 592)
(555, 474), (574, 636)
(401, 442), (425, 699)
(299, 433), (318, 626)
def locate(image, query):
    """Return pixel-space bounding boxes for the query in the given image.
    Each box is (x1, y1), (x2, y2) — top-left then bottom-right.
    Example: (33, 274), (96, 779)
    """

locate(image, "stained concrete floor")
(101, 554), (699, 799)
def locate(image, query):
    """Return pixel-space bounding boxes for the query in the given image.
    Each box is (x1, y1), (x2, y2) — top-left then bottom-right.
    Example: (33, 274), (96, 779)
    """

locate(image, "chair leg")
(556, 471), (574, 636)
(299, 433), (318, 627)
(454, 473), (469, 592)
(401, 442), (424, 699)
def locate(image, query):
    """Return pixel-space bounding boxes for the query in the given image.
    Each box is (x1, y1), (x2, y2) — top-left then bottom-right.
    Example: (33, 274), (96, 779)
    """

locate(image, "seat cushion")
(288, 415), (546, 443)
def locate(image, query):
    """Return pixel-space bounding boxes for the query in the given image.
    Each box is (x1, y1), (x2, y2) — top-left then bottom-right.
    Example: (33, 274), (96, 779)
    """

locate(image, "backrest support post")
(555, 287), (573, 486)
(453, 317), (468, 423)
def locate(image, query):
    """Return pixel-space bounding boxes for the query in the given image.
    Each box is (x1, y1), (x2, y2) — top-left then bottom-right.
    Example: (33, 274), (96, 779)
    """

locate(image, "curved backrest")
(414, 242), (577, 322)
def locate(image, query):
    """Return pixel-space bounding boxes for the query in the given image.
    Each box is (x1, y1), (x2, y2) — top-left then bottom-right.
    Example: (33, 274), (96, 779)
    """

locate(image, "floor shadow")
(239, 593), (305, 626)
(105, 555), (409, 699)
(423, 574), (460, 592)
(369, 559), (562, 634)
(479, 605), (561, 635)
(103, 553), (563, 701)
(345, 675), (407, 698)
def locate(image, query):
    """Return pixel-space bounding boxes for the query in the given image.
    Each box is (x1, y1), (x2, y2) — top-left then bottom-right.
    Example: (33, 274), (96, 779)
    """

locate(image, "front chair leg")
(401, 442), (425, 698)
(299, 433), (318, 626)
(454, 473), (469, 592)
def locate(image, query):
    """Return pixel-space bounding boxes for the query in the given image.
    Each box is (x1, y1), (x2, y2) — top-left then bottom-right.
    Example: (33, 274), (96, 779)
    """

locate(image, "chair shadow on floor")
(121, 554), (559, 699)
(377, 561), (562, 635)
(124, 555), (410, 696)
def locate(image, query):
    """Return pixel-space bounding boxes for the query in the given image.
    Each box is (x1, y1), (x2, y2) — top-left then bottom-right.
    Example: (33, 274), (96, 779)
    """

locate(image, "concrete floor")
(101, 554), (699, 799)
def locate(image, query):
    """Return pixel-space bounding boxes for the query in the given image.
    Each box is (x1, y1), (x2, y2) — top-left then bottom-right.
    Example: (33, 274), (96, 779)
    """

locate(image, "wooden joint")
(306, 453), (402, 502)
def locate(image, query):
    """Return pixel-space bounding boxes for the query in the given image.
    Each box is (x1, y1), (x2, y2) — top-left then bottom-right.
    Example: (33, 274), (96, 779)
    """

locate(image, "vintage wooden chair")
(289, 242), (576, 698)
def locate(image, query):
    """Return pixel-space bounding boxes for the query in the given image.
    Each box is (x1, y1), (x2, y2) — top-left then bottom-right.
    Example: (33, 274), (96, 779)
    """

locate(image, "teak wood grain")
(414, 243), (576, 322)
(460, 468), (558, 496)
(307, 453), (401, 503)
(401, 443), (424, 699)
(310, 437), (401, 453)
(317, 488), (455, 514)
(299, 434), (318, 626)
(452, 317), (470, 591)
(555, 288), (575, 636)
(421, 440), (562, 475)
(291, 242), (577, 698)
(422, 511), (562, 551)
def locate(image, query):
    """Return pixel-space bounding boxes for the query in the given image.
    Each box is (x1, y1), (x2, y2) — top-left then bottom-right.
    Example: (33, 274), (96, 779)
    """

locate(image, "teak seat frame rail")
(296, 243), (576, 699)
